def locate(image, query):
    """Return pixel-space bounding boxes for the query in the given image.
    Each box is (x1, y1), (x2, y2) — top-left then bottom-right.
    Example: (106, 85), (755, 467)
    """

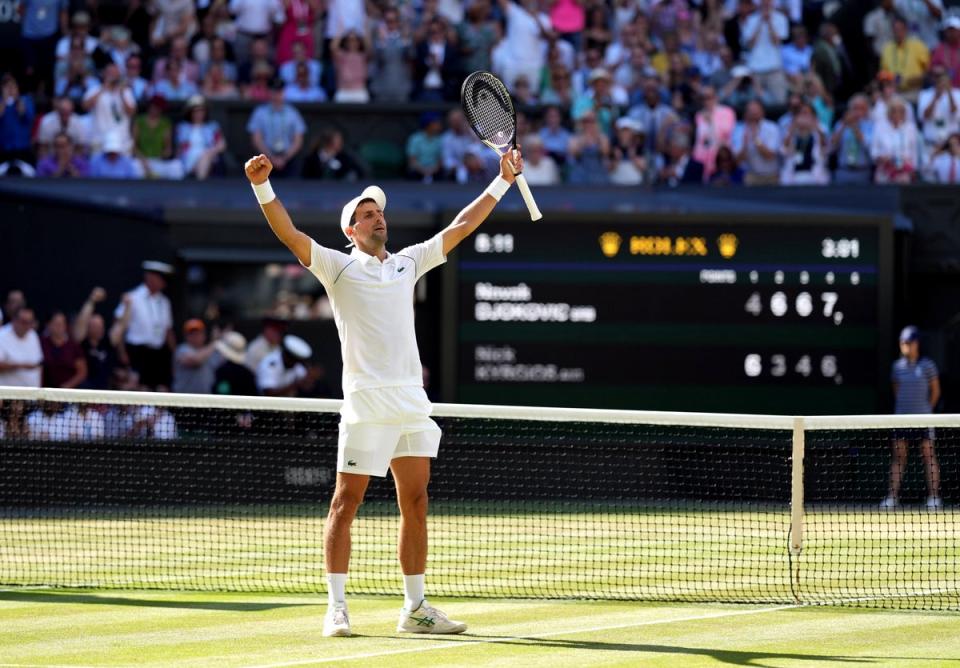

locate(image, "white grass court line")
(244, 604), (800, 668)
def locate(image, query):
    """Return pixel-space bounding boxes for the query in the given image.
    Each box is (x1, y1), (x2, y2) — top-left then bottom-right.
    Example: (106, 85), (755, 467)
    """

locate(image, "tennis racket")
(461, 71), (543, 221)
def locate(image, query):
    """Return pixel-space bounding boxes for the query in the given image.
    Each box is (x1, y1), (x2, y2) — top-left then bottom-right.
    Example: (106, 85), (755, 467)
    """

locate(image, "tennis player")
(245, 147), (523, 637)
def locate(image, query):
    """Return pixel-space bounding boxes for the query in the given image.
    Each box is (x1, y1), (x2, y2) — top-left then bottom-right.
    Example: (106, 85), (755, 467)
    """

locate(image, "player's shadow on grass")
(397, 634), (957, 667)
(0, 590), (315, 612)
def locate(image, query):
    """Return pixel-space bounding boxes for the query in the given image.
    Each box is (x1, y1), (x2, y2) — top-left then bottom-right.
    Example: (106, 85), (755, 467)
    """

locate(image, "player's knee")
(330, 487), (365, 517)
(398, 487), (429, 519)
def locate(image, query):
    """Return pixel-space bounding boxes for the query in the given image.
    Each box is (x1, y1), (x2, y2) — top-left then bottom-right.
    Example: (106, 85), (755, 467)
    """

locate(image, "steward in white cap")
(244, 144), (525, 638)
(112, 260), (175, 389)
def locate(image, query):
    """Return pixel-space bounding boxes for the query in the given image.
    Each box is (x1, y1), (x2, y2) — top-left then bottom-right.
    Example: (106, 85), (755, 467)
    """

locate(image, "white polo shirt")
(0, 323), (43, 387)
(303, 233), (446, 394)
(257, 348), (307, 392)
(114, 284), (173, 349)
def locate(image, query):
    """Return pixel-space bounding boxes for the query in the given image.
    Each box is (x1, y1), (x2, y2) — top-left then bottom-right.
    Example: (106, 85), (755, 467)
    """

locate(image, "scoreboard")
(444, 214), (893, 414)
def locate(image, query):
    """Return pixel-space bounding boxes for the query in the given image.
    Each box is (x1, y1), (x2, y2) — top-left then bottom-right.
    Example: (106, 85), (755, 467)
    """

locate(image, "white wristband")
(484, 175), (511, 202)
(251, 179), (276, 205)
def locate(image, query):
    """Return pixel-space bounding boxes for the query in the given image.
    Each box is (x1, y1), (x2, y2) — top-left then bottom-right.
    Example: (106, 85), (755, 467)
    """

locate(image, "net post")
(790, 417), (805, 555)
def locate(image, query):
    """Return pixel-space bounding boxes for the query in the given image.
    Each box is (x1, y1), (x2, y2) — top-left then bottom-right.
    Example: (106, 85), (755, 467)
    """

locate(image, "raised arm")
(245, 154), (312, 266)
(441, 149), (522, 256)
(72, 286), (106, 342)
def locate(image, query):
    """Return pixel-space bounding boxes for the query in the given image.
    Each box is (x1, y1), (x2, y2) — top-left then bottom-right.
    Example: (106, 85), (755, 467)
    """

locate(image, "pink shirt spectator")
(549, 0), (585, 35)
(276, 0), (320, 64)
(931, 42), (960, 87)
(693, 97), (736, 179)
(334, 50), (369, 101)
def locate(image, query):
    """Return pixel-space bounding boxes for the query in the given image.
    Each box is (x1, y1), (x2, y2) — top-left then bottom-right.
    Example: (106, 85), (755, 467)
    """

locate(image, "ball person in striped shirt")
(245, 147), (523, 637)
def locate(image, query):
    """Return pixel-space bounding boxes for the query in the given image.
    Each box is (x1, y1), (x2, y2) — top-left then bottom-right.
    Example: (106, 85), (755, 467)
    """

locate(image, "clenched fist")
(245, 154), (273, 185)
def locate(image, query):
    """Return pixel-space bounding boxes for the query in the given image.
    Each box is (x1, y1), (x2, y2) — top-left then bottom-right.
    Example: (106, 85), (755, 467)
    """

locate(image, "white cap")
(945, 15), (960, 30)
(142, 260), (174, 274)
(340, 185), (386, 246)
(214, 331), (247, 365)
(731, 64), (752, 78)
(103, 133), (125, 153)
(282, 334), (312, 360)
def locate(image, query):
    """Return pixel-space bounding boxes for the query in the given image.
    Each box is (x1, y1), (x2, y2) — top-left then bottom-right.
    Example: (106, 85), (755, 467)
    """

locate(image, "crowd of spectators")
(0, 262), (333, 441)
(3, 0), (960, 185)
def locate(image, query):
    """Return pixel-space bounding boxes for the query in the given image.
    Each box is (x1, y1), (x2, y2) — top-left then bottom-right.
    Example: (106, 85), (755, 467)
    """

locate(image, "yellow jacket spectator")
(881, 16), (930, 94)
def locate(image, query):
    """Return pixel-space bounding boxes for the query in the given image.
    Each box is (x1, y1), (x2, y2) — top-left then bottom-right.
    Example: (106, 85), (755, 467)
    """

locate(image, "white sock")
(403, 573), (425, 611)
(327, 573), (347, 607)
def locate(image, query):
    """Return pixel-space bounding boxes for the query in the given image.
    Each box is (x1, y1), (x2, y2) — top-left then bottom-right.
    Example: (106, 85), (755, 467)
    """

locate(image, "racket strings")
(462, 74), (516, 151)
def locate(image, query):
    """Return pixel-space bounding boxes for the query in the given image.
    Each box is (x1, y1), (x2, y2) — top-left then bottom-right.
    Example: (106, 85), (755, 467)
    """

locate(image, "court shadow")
(0, 590), (316, 612)
(396, 634), (958, 667)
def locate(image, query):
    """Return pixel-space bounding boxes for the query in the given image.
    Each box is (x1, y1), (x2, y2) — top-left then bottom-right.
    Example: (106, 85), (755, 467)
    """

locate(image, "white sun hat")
(340, 185), (386, 247)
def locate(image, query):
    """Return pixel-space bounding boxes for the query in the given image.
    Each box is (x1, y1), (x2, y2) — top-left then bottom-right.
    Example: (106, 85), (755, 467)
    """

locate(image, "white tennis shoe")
(879, 496), (899, 510)
(323, 603), (351, 637)
(397, 600), (467, 634)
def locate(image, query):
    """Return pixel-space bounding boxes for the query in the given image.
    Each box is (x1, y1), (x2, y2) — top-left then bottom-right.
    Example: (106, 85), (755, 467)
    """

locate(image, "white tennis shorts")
(337, 386), (441, 477)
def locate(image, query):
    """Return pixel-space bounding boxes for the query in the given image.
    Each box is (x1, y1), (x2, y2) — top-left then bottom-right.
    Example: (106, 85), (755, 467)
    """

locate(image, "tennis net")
(0, 387), (957, 610)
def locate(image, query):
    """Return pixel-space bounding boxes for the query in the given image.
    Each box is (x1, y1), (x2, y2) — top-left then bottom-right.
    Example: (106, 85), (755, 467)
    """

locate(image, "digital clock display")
(446, 215), (893, 414)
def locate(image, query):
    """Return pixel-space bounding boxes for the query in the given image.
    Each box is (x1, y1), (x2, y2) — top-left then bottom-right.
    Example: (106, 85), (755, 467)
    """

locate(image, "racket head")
(460, 71), (517, 154)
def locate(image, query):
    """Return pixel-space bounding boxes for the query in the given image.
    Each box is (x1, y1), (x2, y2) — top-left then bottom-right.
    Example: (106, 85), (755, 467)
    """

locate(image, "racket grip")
(514, 173), (543, 221)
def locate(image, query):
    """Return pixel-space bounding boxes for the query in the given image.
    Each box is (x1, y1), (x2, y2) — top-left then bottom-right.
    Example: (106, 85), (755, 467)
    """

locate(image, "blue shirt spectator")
(89, 135), (140, 178)
(22, 0), (68, 39)
(830, 94), (874, 183)
(781, 25), (813, 79)
(247, 81), (307, 177)
(539, 106), (572, 163)
(1, 76), (35, 158)
(406, 113), (444, 182)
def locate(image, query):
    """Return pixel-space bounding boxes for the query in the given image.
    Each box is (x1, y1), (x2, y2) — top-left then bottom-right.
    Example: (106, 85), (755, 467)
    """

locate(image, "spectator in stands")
(831, 94), (875, 184)
(213, 331), (258, 396)
(693, 29), (726, 82)
(881, 15), (930, 99)
(25, 402), (66, 440)
(153, 59), (200, 102)
(925, 131), (960, 182)
(153, 37), (202, 86)
(58, 403), (105, 441)
(812, 22), (851, 102)
(511, 75), (539, 105)
(72, 287), (117, 391)
(720, 64), (763, 109)
(133, 95), (185, 180)
(202, 63), (240, 100)
(440, 109), (474, 183)
(865, 0), (898, 61)
(572, 68), (627, 135)
(881, 325), (942, 511)
(724, 0), (754, 61)
(740, 0), (789, 106)
(89, 133), (141, 179)
(780, 102), (830, 185)
(243, 61), (275, 101)
(35, 97), (89, 159)
(657, 128), (704, 186)
(896, 0), (944, 49)
(406, 112), (444, 182)
(172, 319), (220, 394)
(872, 70), (918, 126)
(781, 24), (813, 88)
(932, 16), (960, 87)
(567, 110), (611, 184)
(245, 317), (287, 373)
(21, 0), (69, 94)
(238, 37), (273, 86)
(149, 0), (198, 50)
(284, 61), (328, 102)
(230, 0), (282, 68)
(256, 335), (312, 397)
(302, 128), (366, 180)
(651, 32), (690, 79)
(332, 29), (373, 104)
(113, 261), (176, 391)
(276, 0), (321, 65)
(537, 106), (571, 166)
(104, 26), (139, 73)
(732, 99), (782, 185)
(629, 77), (676, 155)
(0, 75), (36, 166)
(55, 11), (98, 63)
(83, 62), (135, 155)
(413, 17), (458, 102)
(370, 6), (414, 102)
(41, 311), (87, 388)
(279, 41), (320, 88)
(520, 134), (561, 185)
(3, 290), (26, 325)
(710, 145), (745, 186)
(917, 65), (960, 154)
(872, 96), (921, 183)
(124, 55), (151, 103)
(541, 64), (576, 109)
(176, 95), (226, 180)
(609, 117), (647, 185)
(460, 143), (499, 183)
(458, 0), (496, 75)
(0, 308), (43, 387)
(497, 0), (550, 90)
(37, 132), (89, 178)
(202, 38), (239, 84)
(54, 41), (98, 105)
(247, 78), (306, 178)
(582, 4), (612, 53)
(692, 85), (735, 180)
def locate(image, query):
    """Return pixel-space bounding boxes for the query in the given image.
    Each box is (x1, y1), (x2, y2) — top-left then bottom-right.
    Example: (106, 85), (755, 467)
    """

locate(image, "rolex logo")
(717, 234), (739, 259)
(599, 232), (623, 258)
